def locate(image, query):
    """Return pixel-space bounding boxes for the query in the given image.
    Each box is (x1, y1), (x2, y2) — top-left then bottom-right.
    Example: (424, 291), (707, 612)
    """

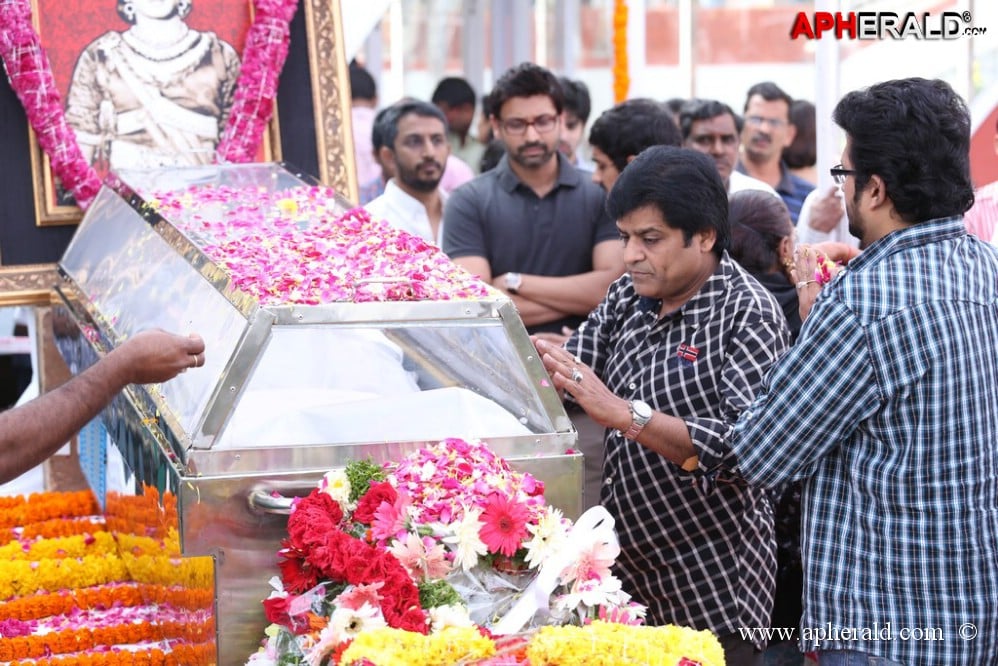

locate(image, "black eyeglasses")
(500, 114), (559, 135)
(830, 164), (857, 186)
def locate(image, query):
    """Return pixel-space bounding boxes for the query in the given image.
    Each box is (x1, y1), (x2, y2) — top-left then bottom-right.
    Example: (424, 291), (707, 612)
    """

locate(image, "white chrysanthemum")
(554, 575), (624, 614)
(442, 506), (488, 571)
(306, 601), (386, 664)
(320, 469), (354, 511)
(428, 603), (475, 633)
(523, 506), (569, 569)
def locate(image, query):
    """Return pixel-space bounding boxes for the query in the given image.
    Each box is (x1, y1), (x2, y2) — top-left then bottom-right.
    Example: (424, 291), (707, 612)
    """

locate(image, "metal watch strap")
(623, 419), (645, 440)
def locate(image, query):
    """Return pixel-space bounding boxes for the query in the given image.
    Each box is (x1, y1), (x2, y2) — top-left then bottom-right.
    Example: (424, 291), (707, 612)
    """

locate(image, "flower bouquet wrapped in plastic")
(245, 438), (646, 665)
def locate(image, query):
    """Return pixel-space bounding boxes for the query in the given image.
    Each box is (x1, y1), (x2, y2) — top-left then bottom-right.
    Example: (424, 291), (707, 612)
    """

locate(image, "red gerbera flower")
(479, 493), (530, 557)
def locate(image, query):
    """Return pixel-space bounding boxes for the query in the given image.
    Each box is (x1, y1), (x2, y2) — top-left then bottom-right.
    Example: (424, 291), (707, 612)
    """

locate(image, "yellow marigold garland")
(0, 531), (118, 561)
(612, 0), (629, 102)
(0, 487), (217, 664)
(339, 626), (496, 665)
(119, 553), (214, 589)
(525, 620), (726, 666)
(0, 554), (130, 601)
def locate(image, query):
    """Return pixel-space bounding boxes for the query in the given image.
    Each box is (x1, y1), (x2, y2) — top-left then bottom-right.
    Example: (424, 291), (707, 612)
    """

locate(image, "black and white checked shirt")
(730, 217), (998, 664)
(566, 254), (790, 647)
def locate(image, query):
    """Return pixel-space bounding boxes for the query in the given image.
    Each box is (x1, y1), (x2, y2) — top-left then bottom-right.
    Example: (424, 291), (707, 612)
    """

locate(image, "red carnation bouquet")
(245, 438), (644, 665)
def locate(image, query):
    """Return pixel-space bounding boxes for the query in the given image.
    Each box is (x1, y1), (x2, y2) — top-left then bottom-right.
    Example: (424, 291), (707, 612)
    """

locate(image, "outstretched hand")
(113, 329), (206, 385)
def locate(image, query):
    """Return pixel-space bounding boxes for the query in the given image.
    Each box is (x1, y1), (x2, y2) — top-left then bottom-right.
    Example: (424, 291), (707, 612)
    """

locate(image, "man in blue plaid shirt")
(700, 78), (994, 664)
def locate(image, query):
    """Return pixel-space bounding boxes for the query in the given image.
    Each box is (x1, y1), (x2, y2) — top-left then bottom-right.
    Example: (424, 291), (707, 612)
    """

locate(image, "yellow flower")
(339, 626), (495, 666)
(525, 621), (726, 666)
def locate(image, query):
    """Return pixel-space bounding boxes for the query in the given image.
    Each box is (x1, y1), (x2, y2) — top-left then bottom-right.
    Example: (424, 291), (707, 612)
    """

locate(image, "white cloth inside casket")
(214, 329), (531, 447)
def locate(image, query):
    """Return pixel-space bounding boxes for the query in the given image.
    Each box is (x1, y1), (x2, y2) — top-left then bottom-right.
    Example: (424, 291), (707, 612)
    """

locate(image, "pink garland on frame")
(0, 0), (296, 212)
(216, 0), (298, 163)
(0, 0), (101, 208)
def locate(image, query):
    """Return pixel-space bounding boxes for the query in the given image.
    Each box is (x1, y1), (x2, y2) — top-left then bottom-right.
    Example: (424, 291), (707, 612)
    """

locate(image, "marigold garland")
(0, 583), (214, 621)
(0, 555), (130, 601)
(524, 620), (726, 666)
(612, 0), (630, 103)
(0, 618), (215, 662)
(0, 489), (216, 664)
(25, 641), (216, 666)
(338, 626), (496, 665)
(0, 531), (118, 561)
(0, 491), (99, 529)
(9, 517), (107, 542)
(119, 553), (214, 589)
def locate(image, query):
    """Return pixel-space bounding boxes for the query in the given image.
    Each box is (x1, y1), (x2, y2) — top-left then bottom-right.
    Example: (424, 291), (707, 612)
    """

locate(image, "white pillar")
(462, 0), (486, 97)
(814, 0), (842, 190)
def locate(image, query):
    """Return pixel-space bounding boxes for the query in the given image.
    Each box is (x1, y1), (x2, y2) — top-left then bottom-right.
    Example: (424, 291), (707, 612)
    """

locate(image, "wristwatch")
(505, 272), (522, 295)
(623, 400), (653, 440)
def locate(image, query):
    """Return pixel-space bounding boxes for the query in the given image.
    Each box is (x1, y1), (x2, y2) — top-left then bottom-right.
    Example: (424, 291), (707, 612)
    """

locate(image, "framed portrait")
(28, 0), (283, 227)
(0, 0), (357, 305)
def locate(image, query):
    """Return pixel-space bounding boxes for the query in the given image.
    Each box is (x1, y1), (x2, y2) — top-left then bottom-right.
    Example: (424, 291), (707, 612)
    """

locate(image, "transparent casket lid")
(58, 163), (566, 457)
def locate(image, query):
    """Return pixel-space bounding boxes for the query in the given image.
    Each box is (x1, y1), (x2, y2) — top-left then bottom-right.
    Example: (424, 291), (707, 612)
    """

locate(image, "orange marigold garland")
(0, 491), (99, 529)
(9, 516), (107, 542)
(612, 0), (630, 103)
(0, 489), (216, 664)
(0, 583), (214, 621)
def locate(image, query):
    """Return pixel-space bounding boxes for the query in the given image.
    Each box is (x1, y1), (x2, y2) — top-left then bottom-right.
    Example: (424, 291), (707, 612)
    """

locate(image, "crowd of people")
(6, 54), (995, 666)
(346, 60), (998, 666)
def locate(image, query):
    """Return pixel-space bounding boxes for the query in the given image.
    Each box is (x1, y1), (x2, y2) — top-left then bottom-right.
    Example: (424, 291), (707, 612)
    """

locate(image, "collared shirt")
(565, 255), (790, 647)
(442, 153), (616, 334)
(964, 180), (998, 242)
(727, 170), (779, 198)
(727, 216), (998, 664)
(365, 180), (447, 246)
(736, 161), (815, 223)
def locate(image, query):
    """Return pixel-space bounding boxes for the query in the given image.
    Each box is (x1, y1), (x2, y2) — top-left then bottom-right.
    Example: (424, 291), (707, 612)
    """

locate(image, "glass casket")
(52, 163), (582, 664)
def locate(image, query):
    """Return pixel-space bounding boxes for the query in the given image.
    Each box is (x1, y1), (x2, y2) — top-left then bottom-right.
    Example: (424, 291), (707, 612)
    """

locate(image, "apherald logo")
(790, 11), (986, 40)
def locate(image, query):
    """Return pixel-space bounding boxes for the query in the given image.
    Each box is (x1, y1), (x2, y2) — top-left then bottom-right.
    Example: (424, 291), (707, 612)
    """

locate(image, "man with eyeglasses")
(442, 62), (623, 337)
(683, 78), (996, 666)
(678, 98), (777, 197)
(443, 63), (623, 515)
(736, 82), (815, 223)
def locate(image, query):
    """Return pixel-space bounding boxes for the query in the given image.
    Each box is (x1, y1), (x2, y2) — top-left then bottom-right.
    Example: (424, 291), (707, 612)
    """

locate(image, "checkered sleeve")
(732, 296), (881, 488)
(691, 311), (790, 471)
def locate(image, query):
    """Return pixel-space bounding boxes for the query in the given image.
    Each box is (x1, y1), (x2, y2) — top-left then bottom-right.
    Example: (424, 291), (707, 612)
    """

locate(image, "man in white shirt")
(365, 100), (451, 246)
(678, 99), (778, 198)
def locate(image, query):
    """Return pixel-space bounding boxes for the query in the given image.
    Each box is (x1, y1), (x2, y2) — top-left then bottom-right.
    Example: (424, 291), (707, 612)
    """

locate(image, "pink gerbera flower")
(479, 493), (530, 557)
(371, 492), (412, 544)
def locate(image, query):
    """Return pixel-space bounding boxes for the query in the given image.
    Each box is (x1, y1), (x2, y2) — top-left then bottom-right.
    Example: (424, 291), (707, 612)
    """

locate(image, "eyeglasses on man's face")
(830, 164), (858, 186)
(744, 115), (787, 129)
(500, 114), (559, 135)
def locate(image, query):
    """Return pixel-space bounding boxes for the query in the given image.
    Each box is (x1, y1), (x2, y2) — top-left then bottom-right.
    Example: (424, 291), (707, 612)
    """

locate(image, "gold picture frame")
(1, 0), (357, 306)
(27, 0), (284, 228)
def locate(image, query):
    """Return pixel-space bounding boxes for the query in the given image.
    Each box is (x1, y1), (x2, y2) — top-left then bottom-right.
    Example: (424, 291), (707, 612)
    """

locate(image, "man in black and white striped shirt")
(535, 146), (789, 665)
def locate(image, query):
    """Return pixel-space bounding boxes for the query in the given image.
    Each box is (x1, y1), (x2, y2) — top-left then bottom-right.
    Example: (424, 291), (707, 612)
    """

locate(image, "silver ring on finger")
(571, 367), (583, 384)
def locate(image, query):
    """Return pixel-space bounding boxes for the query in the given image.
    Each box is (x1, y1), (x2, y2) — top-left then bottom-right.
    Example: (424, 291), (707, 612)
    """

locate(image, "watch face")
(631, 400), (653, 421)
